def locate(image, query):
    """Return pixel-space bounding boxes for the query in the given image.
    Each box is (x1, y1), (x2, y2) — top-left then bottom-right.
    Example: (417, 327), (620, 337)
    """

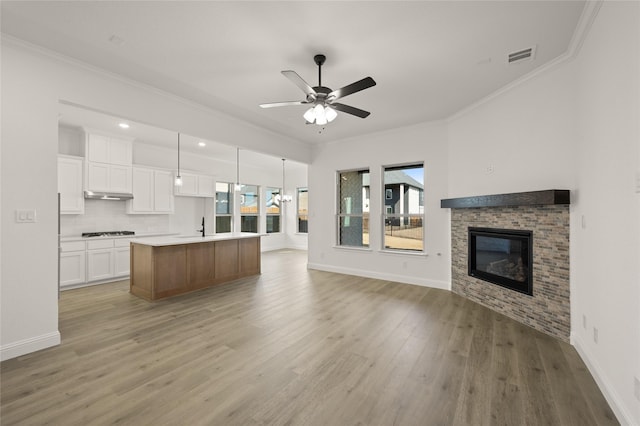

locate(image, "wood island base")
(130, 235), (261, 301)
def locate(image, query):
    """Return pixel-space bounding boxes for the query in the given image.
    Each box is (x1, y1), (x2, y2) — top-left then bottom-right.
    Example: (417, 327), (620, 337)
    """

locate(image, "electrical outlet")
(582, 314), (587, 329)
(635, 377), (640, 402)
(581, 215), (587, 229)
(593, 327), (598, 344)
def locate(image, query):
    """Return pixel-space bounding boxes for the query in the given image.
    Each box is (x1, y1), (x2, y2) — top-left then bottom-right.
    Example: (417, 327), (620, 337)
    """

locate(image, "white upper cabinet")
(87, 133), (132, 165)
(85, 132), (133, 193)
(153, 170), (175, 212)
(174, 172), (216, 197)
(127, 167), (174, 214)
(58, 155), (84, 214)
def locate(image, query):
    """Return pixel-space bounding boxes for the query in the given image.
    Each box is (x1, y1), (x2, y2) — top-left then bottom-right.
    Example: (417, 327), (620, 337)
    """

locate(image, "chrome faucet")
(197, 216), (205, 237)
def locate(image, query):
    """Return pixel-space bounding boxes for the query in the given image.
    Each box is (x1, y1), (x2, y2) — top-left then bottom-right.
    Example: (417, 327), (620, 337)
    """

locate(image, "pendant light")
(234, 147), (242, 191)
(174, 133), (183, 186)
(281, 158), (293, 203)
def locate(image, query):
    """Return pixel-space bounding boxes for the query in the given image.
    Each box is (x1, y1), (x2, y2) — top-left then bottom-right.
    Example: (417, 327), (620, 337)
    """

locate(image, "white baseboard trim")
(1, 331), (61, 362)
(307, 262), (450, 290)
(572, 333), (635, 426)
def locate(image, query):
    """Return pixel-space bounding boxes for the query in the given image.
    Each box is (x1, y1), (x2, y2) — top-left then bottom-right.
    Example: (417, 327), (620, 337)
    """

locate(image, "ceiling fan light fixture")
(325, 106), (337, 122)
(303, 107), (316, 123)
(262, 54), (376, 126)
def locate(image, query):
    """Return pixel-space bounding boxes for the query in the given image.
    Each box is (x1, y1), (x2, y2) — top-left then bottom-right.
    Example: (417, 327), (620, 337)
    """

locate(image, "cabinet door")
(154, 170), (174, 212)
(130, 168), (154, 212)
(109, 165), (132, 193)
(109, 138), (132, 166)
(114, 247), (130, 277)
(198, 175), (215, 197)
(87, 134), (110, 163)
(87, 249), (114, 282)
(60, 251), (86, 287)
(58, 157), (84, 214)
(175, 173), (198, 196)
(87, 162), (110, 191)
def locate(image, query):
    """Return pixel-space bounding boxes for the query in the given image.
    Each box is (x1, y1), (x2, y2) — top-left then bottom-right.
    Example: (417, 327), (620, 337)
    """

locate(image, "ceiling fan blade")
(328, 77), (376, 101)
(331, 103), (371, 118)
(282, 70), (317, 96)
(260, 101), (309, 108)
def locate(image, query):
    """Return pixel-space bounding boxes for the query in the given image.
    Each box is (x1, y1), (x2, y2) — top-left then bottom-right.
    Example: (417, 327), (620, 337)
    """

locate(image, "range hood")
(84, 191), (133, 201)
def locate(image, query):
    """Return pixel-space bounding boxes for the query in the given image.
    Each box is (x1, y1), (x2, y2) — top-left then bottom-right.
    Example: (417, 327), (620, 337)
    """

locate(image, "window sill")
(333, 245), (372, 252)
(379, 249), (429, 257)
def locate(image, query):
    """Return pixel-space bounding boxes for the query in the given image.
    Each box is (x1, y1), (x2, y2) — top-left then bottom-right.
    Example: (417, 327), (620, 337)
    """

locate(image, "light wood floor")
(1, 250), (617, 425)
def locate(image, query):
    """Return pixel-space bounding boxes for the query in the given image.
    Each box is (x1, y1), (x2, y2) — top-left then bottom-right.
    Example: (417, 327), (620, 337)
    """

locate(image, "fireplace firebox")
(468, 227), (533, 296)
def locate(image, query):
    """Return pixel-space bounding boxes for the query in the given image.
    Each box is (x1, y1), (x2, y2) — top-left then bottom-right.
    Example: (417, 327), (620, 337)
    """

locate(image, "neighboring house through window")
(382, 164), (424, 251)
(337, 169), (369, 248)
(240, 184), (259, 233)
(215, 182), (233, 233)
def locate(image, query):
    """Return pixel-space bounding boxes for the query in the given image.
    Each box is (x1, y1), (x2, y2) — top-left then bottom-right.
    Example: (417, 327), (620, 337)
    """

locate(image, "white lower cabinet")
(114, 239), (131, 277)
(60, 237), (135, 289)
(60, 241), (86, 288)
(87, 248), (114, 282)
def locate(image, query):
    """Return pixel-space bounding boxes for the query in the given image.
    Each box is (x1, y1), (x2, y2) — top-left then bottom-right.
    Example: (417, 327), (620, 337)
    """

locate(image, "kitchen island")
(129, 233), (262, 301)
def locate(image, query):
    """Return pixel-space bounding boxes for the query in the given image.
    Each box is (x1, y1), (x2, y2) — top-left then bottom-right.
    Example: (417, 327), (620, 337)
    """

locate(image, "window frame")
(265, 186), (281, 234)
(381, 163), (425, 253)
(336, 168), (370, 249)
(297, 187), (308, 234)
(240, 184), (260, 233)
(215, 181), (233, 233)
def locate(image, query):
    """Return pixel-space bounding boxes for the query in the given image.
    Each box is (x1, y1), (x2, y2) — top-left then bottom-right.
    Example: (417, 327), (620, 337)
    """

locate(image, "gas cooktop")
(82, 231), (135, 238)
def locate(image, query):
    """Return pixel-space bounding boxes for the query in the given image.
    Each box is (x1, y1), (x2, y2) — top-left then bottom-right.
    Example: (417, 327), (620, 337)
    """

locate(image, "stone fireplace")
(442, 190), (571, 342)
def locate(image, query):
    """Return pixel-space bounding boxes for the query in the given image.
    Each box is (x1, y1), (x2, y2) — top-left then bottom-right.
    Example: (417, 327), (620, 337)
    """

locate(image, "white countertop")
(60, 232), (178, 243)
(130, 232), (266, 247)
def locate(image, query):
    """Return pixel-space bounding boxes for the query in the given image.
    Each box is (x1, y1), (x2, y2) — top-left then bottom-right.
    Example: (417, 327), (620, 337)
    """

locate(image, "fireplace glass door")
(468, 227), (533, 295)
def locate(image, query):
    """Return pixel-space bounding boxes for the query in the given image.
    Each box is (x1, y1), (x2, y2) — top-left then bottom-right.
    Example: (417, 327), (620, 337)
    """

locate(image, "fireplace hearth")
(468, 227), (533, 296)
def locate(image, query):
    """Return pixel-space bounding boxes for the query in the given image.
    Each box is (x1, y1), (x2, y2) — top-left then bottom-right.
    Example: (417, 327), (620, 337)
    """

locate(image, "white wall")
(447, 61), (577, 197)
(447, 3), (639, 423)
(1, 43), (61, 360)
(1, 39), (311, 361)
(308, 121), (451, 289)
(572, 2), (639, 424)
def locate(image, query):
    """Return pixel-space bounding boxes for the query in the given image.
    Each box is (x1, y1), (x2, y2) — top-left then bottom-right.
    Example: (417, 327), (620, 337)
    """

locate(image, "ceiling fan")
(260, 54), (376, 125)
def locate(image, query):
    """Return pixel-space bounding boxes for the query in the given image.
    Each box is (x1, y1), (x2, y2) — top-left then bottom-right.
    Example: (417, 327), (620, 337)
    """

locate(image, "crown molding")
(447, 1), (603, 123)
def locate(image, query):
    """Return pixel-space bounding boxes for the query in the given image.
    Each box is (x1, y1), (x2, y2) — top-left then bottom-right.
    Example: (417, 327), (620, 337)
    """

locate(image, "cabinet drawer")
(61, 241), (86, 252)
(114, 238), (132, 248)
(87, 239), (115, 250)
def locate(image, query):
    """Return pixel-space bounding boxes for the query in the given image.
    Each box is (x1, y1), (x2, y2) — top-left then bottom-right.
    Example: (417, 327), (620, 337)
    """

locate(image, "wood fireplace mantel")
(441, 189), (570, 209)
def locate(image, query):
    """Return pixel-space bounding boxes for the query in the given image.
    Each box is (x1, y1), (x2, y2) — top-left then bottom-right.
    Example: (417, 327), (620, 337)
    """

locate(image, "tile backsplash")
(60, 199), (171, 236)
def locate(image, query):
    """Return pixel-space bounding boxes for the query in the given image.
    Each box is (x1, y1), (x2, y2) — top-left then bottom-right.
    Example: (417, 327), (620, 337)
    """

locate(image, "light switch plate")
(16, 209), (37, 223)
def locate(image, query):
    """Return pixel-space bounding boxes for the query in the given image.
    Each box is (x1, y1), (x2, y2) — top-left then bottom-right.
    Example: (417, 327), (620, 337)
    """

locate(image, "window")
(337, 169), (369, 247)
(297, 187), (308, 233)
(240, 184), (259, 233)
(383, 163), (424, 251)
(265, 187), (281, 233)
(215, 182), (233, 233)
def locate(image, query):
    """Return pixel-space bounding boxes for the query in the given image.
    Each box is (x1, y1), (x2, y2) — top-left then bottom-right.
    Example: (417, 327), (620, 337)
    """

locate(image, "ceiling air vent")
(508, 46), (536, 64)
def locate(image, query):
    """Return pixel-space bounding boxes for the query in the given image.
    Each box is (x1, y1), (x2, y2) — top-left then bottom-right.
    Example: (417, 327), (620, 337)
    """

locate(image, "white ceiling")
(2, 1), (585, 146)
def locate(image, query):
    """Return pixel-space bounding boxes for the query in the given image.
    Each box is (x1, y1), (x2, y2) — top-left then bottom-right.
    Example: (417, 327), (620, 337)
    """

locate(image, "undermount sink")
(175, 235), (203, 238)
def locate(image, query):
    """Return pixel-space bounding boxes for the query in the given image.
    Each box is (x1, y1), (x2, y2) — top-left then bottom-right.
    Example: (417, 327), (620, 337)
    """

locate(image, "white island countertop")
(130, 232), (266, 247)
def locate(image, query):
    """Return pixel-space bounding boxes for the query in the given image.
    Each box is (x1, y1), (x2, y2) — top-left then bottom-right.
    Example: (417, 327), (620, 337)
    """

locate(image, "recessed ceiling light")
(118, 122), (130, 129)
(198, 141), (206, 147)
